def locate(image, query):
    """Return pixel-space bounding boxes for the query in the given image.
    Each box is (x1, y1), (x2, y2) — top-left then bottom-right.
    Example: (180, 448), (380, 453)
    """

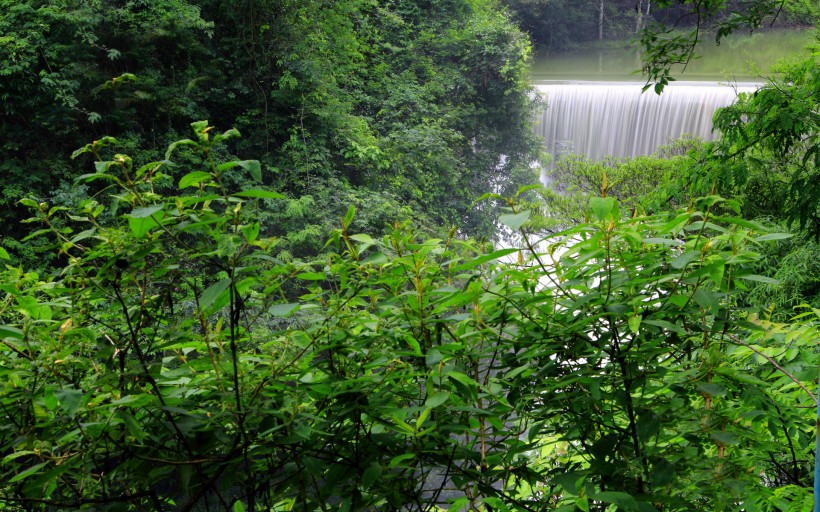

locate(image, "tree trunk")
(635, 0), (651, 33)
(635, 0), (643, 33)
(598, 0), (604, 40)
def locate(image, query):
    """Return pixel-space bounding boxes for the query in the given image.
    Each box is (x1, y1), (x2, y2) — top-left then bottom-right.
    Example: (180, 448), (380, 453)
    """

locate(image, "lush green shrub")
(0, 126), (815, 511)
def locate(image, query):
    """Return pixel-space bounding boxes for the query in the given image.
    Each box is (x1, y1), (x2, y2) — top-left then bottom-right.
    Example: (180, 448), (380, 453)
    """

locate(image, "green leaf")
(199, 279), (231, 312)
(710, 431), (740, 445)
(697, 383), (727, 397)
(76, 173), (118, 184)
(165, 139), (197, 159)
(130, 204), (164, 219)
(232, 189), (285, 199)
(296, 272), (325, 281)
(693, 290), (720, 311)
(9, 463), (47, 483)
(642, 319), (686, 334)
(269, 303), (300, 317)
(118, 410), (147, 442)
(735, 274), (780, 285)
(18, 198), (40, 208)
(242, 222), (260, 243)
(651, 459), (676, 486)
(446, 371), (477, 398)
(55, 389), (83, 417)
(388, 453), (415, 468)
(451, 248), (518, 271)
(349, 233), (374, 244)
(754, 233), (794, 242)
(214, 160), (262, 182)
(425, 391), (450, 408)
(361, 464), (382, 489)
(628, 315), (641, 334)
(343, 205), (356, 228)
(179, 171), (212, 189)
(671, 250), (700, 269)
(589, 196), (617, 221)
(642, 237), (684, 246)
(499, 210), (530, 231)
(0, 325), (23, 340)
(448, 498), (470, 512)
(43, 389), (58, 411)
(233, 501), (246, 512)
(128, 205), (165, 239)
(0, 247), (10, 260)
(592, 491), (639, 512)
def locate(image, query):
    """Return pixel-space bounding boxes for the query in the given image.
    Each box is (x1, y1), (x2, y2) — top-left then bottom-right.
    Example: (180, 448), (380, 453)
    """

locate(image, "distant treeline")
(502, 0), (817, 51)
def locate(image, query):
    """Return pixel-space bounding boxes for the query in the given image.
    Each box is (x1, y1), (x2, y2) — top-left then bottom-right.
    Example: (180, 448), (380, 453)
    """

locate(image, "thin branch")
(726, 334), (818, 406)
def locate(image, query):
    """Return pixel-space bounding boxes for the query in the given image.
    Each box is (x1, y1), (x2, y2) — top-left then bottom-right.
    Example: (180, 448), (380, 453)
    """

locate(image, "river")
(530, 29), (814, 83)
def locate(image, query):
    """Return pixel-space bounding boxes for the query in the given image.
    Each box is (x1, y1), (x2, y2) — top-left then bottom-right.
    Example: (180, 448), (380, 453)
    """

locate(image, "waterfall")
(534, 81), (757, 161)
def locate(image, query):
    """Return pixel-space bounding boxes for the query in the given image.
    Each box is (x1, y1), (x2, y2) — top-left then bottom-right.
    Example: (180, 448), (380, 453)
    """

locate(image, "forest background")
(1, 0), (820, 510)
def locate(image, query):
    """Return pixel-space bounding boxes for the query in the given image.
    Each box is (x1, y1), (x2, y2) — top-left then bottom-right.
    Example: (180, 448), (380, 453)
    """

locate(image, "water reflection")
(530, 30), (813, 83)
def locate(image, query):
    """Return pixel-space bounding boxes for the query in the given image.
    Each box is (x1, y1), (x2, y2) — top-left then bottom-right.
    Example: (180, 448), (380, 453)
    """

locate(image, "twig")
(726, 334), (818, 406)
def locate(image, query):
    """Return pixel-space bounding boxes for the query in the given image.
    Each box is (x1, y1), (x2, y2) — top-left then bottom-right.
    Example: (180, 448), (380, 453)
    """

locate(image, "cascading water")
(534, 81), (757, 161)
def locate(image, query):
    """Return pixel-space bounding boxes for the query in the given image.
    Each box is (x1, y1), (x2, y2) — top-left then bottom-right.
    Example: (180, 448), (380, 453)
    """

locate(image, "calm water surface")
(531, 30), (814, 82)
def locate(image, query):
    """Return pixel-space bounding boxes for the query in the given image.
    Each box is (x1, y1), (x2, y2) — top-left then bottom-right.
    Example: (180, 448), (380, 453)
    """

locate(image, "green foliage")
(705, 55), (820, 238)
(639, 0), (818, 91)
(1, 0), (542, 266)
(1, 130), (816, 510)
(530, 152), (690, 231)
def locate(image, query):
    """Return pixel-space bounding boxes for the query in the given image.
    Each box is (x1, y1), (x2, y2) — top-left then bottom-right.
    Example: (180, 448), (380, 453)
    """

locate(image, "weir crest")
(534, 81), (758, 161)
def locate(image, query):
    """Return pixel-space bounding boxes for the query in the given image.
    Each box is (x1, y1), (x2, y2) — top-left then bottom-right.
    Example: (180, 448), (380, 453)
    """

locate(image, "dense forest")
(1, 0), (819, 511)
